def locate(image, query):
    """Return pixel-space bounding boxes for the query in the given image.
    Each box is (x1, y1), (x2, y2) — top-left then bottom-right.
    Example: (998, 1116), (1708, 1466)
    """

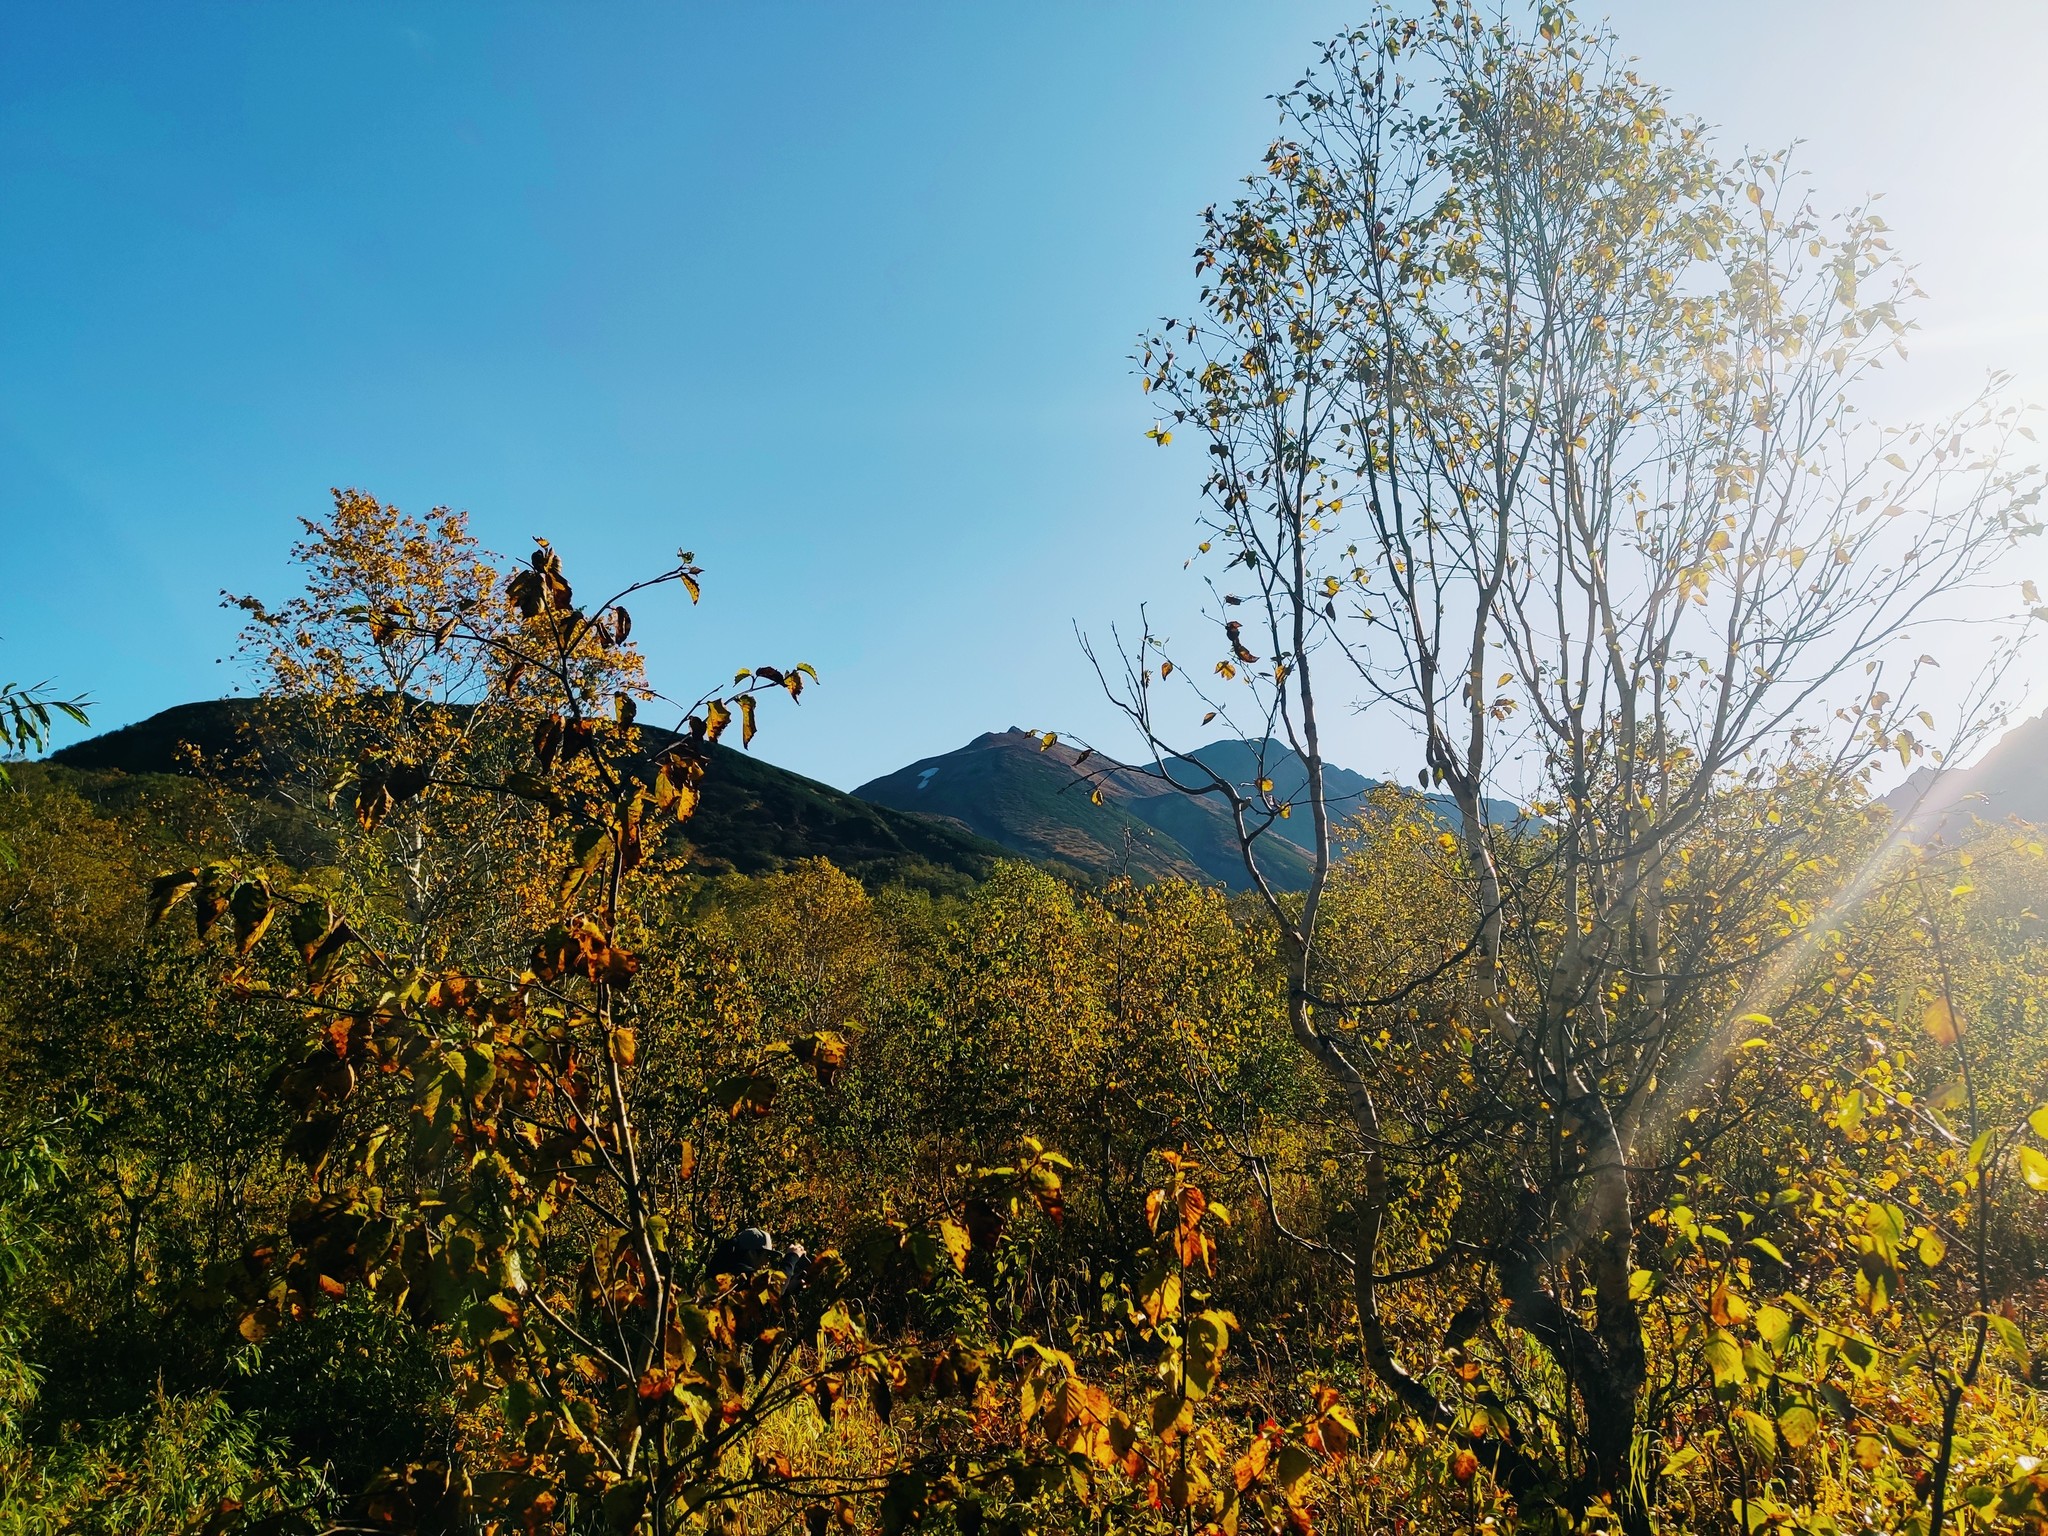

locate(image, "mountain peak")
(854, 731), (1535, 887)
(856, 732), (1345, 889)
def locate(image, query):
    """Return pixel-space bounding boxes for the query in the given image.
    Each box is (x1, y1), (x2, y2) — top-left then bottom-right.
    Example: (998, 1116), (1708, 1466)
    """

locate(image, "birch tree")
(1094, 5), (2044, 1523)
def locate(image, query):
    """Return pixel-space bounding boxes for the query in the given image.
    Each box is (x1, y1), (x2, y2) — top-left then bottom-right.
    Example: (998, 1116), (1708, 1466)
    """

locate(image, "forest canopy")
(4, 6), (2048, 1536)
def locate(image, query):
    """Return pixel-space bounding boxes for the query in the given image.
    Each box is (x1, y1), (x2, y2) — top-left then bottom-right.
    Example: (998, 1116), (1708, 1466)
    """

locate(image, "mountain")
(49, 704), (1551, 898)
(853, 730), (1518, 891)
(850, 729), (1272, 887)
(49, 699), (1008, 894)
(1169, 738), (1525, 855)
(1886, 711), (2048, 838)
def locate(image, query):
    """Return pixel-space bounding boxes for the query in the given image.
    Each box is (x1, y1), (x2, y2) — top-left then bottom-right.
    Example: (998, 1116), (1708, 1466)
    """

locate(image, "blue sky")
(6, 2), (2047, 788)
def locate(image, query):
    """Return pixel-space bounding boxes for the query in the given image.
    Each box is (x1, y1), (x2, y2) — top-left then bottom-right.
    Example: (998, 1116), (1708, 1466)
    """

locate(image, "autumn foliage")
(6, 7), (2048, 1536)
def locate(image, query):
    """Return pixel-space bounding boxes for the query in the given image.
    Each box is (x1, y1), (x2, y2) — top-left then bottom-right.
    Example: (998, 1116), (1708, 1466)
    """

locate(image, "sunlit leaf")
(2018, 1145), (2048, 1193)
(1922, 996), (1961, 1046)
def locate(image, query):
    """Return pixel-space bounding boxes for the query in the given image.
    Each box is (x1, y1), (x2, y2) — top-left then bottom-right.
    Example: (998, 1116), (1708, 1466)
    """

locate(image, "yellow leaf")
(1709, 1282), (1749, 1326)
(938, 1216), (971, 1273)
(1274, 1443), (1316, 1494)
(1922, 997), (1961, 1047)
(2020, 1145), (2048, 1193)
(1777, 1404), (1818, 1450)
(1703, 1330), (1745, 1387)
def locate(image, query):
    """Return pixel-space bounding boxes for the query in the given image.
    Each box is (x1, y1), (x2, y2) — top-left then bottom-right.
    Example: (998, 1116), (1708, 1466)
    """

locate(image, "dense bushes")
(2, 708), (2047, 1533)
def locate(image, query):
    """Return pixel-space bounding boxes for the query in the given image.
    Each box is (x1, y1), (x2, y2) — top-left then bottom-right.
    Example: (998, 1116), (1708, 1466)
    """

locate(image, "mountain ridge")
(853, 729), (1521, 891)
(1885, 710), (2048, 837)
(48, 699), (1010, 895)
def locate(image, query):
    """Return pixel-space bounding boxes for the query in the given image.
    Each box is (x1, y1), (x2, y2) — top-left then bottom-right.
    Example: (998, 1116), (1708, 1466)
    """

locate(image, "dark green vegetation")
(57, 698), (1007, 896)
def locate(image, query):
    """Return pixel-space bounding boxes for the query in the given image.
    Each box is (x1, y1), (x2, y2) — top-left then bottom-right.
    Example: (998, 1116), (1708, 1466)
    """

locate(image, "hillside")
(860, 730), (1503, 890)
(855, 730), (1536, 891)
(50, 699), (1008, 894)
(1171, 738), (1526, 855)
(1887, 710), (2048, 838)
(850, 730), (1246, 886)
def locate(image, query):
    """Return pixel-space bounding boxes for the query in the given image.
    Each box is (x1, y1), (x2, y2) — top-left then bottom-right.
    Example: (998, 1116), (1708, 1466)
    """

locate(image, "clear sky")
(6, 2), (2046, 789)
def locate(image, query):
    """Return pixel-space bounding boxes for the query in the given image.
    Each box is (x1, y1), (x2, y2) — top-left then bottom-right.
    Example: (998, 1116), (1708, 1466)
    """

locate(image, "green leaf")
(459, 1045), (497, 1100)
(1703, 1330), (1745, 1389)
(601, 1476), (649, 1533)
(1987, 1312), (2031, 1375)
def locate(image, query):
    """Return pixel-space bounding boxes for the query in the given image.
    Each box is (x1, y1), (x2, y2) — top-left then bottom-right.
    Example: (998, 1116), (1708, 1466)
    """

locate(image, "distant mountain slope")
(1169, 738), (1524, 854)
(51, 699), (1007, 893)
(851, 730), (1253, 886)
(1886, 711), (2048, 837)
(52, 700), (295, 781)
(855, 731), (1536, 890)
(863, 731), (1507, 890)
